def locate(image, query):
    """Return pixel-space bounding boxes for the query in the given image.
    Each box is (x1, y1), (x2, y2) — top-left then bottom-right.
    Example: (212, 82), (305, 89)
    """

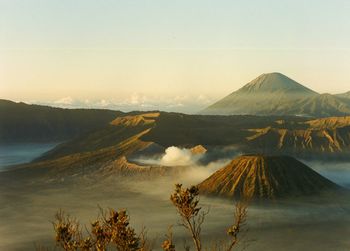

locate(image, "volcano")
(198, 155), (340, 199)
(201, 73), (350, 117)
(202, 72), (316, 115)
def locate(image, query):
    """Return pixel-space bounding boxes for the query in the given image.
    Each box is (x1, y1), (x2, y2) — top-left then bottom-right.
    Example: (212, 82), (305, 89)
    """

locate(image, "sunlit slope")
(198, 155), (339, 199)
(6, 112), (283, 178)
(8, 129), (155, 179)
(304, 116), (350, 129)
(31, 113), (350, 165)
(245, 116), (350, 156)
(36, 113), (160, 161)
(8, 113), (350, 180)
(37, 112), (281, 161)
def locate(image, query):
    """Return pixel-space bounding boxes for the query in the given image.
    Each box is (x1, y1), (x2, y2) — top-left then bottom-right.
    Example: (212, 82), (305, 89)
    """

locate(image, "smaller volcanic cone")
(198, 155), (340, 199)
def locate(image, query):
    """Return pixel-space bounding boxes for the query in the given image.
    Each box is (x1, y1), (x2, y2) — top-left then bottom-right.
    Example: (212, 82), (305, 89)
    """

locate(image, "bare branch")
(170, 184), (205, 251)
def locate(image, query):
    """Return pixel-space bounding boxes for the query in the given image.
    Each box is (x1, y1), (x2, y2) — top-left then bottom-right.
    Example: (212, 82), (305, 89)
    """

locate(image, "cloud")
(96, 99), (110, 107)
(130, 94), (140, 105)
(35, 93), (217, 113)
(196, 94), (212, 104)
(54, 96), (74, 105)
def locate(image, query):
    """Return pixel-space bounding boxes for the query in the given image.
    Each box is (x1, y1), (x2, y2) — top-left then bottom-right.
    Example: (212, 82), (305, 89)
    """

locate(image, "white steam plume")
(160, 146), (202, 166)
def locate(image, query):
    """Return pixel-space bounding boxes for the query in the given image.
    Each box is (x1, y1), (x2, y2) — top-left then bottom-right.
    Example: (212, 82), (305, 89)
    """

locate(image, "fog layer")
(0, 146), (350, 250)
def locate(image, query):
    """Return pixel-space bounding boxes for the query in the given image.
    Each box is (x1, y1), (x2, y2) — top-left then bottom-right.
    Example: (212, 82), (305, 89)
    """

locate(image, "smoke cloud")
(160, 146), (202, 166)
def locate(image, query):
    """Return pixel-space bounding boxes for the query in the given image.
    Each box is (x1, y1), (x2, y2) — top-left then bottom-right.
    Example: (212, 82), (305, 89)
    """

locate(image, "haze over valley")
(2, 89), (350, 249)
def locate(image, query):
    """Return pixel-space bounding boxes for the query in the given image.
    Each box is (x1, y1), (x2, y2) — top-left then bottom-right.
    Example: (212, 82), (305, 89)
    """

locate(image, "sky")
(1, 0), (350, 113)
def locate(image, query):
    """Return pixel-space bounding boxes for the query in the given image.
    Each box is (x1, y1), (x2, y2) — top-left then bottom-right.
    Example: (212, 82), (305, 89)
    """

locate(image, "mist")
(1, 147), (350, 250)
(304, 160), (350, 188)
(1, 173), (350, 251)
(0, 143), (58, 171)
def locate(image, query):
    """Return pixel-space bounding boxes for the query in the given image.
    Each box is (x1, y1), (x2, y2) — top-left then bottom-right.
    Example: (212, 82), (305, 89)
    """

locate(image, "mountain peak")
(238, 72), (317, 95)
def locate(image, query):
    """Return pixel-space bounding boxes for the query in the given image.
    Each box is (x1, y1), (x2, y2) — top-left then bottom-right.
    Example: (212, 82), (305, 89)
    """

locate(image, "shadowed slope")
(202, 73), (350, 117)
(237, 72), (316, 94)
(0, 99), (123, 143)
(198, 155), (340, 199)
(287, 94), (350, 117)
(336, 91), (350, 100)
(202, 73), (318, 116)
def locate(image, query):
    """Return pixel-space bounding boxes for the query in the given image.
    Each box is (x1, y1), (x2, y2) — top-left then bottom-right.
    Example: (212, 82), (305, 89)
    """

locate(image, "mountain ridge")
(0, 99), (123, 143)
(4, 112), (350, 182)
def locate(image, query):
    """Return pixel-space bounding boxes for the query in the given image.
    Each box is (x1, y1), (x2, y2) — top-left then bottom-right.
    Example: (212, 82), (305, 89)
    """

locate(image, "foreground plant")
(51, 184), (248, 251)
(225, 201), (248, 251)
(161, 226), (176, 251)
(53, 210), (81, 250)
(169, 184), (206, 251)
(53, 208), (147, 251)
(167, 184), (248, 251)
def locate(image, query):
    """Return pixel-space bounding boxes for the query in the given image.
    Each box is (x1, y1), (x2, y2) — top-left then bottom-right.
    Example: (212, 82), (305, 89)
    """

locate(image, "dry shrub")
(206, 201), (248, 251)
(169, 184), (207, 251)
(53, 208), (148, 251)
(161, 226), (176, 251)
(166, 184), (248, 251)
(225, 201), (248, 251)
(51, 184), (248, 251)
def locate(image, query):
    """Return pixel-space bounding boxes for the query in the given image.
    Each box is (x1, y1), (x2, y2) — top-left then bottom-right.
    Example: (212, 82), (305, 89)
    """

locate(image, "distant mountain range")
(202, 72), (350, 117)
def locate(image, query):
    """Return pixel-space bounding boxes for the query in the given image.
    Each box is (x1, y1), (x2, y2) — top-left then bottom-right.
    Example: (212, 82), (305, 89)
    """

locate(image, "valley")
(3, 1), (350, 249)
(1, 73), (350, 250)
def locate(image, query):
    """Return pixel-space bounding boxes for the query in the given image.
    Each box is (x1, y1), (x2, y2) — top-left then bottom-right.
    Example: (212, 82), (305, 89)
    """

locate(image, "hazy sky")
(1, 0), (350, 112)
